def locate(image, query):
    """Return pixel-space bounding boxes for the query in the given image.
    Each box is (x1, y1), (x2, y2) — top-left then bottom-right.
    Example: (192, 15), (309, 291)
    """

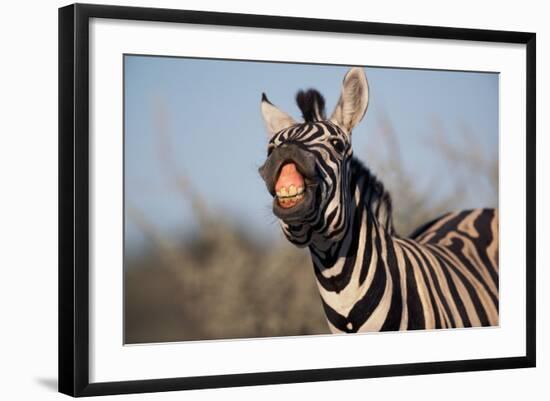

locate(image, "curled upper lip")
(259, 156), (316, 197)
(266, 161), (314, 197)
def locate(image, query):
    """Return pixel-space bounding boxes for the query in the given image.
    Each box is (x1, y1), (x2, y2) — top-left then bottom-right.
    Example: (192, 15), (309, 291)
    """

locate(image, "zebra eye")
(267, 146), (274, 156)
(331, 139), (345, 153)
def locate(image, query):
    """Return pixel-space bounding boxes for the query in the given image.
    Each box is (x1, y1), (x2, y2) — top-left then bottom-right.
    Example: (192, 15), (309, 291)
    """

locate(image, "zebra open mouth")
(275, 163), (306, 209)
(258, 143), (317, 221)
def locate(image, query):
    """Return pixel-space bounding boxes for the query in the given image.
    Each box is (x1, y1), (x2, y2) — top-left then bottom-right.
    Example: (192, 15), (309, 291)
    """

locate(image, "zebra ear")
(330, 67), (369, 134)
(261, 93), (296, 137)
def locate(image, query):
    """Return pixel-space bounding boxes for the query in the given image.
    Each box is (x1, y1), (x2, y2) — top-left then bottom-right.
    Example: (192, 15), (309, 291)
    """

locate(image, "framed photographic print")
(58, 3), (536, 397)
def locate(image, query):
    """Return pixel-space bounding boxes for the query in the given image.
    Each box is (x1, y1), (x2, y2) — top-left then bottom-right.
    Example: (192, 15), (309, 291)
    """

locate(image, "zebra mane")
(296, 89), (326, 122)
(350, 157), (395, 234)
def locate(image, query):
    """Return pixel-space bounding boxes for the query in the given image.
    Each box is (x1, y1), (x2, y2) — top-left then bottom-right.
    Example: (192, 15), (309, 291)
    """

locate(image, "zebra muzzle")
(275, 163), (306, 208)
(259, 144), (317, 220)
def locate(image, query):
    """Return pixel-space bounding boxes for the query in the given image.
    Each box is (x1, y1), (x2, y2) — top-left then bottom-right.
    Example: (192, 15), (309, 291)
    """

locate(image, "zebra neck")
(308, 157), (394, 273)
(308, 158), (397, 330)
(308, 185), (392, 291)
(350, 157), (394, 234)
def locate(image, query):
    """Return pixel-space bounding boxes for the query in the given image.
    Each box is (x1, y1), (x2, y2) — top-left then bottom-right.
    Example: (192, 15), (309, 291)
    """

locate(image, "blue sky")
(124, 55), (498, 252)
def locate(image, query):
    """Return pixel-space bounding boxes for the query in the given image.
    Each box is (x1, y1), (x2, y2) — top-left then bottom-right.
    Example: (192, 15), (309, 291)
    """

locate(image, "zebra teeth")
(277, 192), (305, 208)
(276, 186), (305, 199)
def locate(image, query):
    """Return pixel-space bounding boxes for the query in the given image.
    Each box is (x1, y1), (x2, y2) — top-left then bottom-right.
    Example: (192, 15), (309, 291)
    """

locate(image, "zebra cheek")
(258, 164), (266, 180)
(258, 163), (271, 184)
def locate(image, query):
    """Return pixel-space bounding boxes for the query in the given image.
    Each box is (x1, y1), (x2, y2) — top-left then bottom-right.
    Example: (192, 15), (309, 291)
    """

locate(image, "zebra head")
(258, 67), (369, 247)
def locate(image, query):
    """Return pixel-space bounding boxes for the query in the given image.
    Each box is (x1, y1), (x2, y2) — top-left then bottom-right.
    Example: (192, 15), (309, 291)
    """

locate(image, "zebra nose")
(276, 145), (316, 177)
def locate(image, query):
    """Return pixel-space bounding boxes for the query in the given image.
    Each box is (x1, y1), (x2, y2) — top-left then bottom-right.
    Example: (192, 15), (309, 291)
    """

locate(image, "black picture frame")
(58, 3), (536, 397)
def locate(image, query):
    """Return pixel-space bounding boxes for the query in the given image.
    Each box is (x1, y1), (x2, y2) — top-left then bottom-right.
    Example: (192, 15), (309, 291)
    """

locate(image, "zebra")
(258, 67), (499, 333)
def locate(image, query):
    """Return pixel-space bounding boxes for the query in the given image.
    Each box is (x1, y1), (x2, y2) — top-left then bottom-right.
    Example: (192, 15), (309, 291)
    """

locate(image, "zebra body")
(259, 67), (499, 333)
(313, 159), (499, 332)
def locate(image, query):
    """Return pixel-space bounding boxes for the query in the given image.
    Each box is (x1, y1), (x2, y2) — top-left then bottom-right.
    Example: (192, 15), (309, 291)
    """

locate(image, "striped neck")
(308, 157), (394, 270)
(308, 158), (397, 332)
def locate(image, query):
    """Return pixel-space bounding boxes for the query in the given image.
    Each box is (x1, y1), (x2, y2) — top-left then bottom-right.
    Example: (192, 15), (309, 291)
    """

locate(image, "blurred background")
(124, 55), (498, 344)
